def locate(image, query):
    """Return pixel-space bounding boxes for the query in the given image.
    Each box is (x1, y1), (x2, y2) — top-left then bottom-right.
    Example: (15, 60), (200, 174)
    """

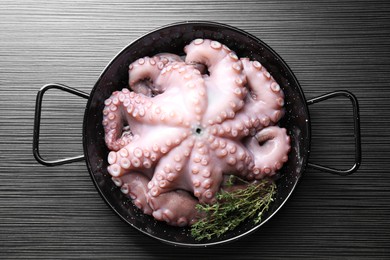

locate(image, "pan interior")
(83, 21), (310, 246)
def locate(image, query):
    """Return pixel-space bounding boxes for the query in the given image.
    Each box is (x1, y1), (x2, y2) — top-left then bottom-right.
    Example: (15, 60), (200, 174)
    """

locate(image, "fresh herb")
(191, 176), (276, 241)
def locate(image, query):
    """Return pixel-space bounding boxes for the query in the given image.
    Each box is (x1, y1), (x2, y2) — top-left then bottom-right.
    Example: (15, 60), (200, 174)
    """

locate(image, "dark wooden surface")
(1, 0), (389, 258)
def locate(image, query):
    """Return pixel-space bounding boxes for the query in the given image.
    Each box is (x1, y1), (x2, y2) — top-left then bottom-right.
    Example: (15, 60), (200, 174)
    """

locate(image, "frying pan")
(33, 21), (361, 247)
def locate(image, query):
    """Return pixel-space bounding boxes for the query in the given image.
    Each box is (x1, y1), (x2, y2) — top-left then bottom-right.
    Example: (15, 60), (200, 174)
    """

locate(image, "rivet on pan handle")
(33, 83), (89, 166)
(306, 90), (362, 175)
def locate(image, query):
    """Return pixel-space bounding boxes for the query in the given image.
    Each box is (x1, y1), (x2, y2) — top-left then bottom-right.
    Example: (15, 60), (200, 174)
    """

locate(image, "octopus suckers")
(198, 89), (206, 96)
(201, 170), (211, 178)
(253, 60), (262, 69)
(271, 83), (281, 92)
(195, 107), (202, 114)
(217, 149), (228, 158)
(160, 146), (168, 154)
(126, 105), (133, 114)
(111, 177), (122, 187)
(167, 173), (176, 181)
(159, 180), (168, 188)
(234, 88), (242, 96)
(200, 158), (209, 166)
(120, 158), (131, 169)
(219, 139), (227, 148)
(194, 38), (204, 45)
(196, 141), (205, 149)
(131, 158), (141, 167)
(277, 97), (285, 107)
(203, 180), (212, 189)
(104, 99), (112, 106)
(150, 187), (160, 197)
(108, 164), (120, 177)
(165, 139), (172, 147)
(120, 185), (129, 194)
(107, 112), (115, 120)
(143, 161), (152, 168)
(183, 149), (190, 157)
(194, 191), (201, 198)
(235, 77), (243, 85)
(204, 190), (214, 199)
(210, 41), (222, 49)
(157, 62), (164, 69)
(232, 63), (242, 71)
(138, 58), (145, 65)
(229, 52), (239, 61)
(264, 71), (271, 79)
(108, 151), (117, 164)
(123, 99), (130, 107)
(227, 157), (237, 165)
(192, 167), (199, 174)
(133, 147), (143, 158)
(175, 164), (182, 172)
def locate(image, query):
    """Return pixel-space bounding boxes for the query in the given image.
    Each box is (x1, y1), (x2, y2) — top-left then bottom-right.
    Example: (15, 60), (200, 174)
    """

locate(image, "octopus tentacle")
(241, 58), (285, 124)
(184, 39), (247, 126)
(188, 138), (223, 204)
(128, 54), (183, 96)
(148, 189), (199, 227)
(153, 61), (208, 126)
(154, 53), (183, 63)
(147, 138), (194, 198)
(216, 137), (256, 179)
(211, 58), (285, 139)
(103, 89), (190, 151)
(207, 111), (255, 140)
(107, 126), (188, 177)
(112, 173), (153, 215)
(129, 56), (163, 96)
(184, 39), (229, 68)
(114, 172), (199, 227)
(102, 89), (138, 151)
(130, 61), (208, 127)
(244, 126), (291, 177)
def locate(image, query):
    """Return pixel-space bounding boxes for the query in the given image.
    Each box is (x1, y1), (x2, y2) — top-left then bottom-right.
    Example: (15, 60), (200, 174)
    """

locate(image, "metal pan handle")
(306, 90), (361, 175)
(33, 83), (89, 166)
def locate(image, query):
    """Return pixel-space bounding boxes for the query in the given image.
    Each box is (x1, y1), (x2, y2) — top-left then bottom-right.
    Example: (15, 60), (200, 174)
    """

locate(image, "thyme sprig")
(191, 176), (276, 241)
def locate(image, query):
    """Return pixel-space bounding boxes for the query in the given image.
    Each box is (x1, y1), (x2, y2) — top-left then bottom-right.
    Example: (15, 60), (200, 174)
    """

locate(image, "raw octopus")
(102, 39), (291, 227)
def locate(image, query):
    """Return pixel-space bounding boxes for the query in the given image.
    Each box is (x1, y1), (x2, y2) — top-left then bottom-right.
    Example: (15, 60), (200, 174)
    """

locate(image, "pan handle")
(306, 90), (361, 175)
(33, 83), (89, 166)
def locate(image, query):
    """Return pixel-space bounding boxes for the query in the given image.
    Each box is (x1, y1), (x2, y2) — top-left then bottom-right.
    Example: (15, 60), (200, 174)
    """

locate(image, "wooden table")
(1, 0), (389, 258)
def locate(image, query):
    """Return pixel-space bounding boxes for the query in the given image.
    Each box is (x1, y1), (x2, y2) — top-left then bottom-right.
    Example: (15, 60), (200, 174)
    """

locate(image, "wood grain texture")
(1, 0), (389, 258)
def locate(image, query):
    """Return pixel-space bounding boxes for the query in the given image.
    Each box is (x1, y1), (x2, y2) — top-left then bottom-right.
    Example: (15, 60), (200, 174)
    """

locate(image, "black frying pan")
(33, 21), (361, 247)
